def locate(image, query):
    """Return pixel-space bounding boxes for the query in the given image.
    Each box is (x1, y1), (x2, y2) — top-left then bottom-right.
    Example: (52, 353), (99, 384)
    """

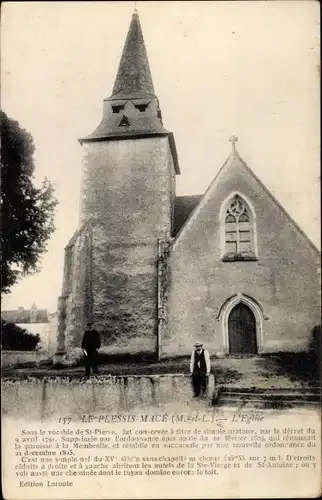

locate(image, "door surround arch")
(220, 294), (264, 354)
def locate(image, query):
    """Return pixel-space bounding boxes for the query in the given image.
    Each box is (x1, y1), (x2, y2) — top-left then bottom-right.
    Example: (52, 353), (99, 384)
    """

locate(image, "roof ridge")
(176, 194), (203, 199)
(236, 154), (320, 254)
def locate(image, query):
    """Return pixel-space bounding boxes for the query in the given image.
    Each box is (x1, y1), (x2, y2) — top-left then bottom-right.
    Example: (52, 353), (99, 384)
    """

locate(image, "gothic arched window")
(222, 195), (257, 261)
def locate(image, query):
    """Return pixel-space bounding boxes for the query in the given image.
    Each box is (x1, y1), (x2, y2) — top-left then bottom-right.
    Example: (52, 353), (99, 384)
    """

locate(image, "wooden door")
(228, 303), (257, 355)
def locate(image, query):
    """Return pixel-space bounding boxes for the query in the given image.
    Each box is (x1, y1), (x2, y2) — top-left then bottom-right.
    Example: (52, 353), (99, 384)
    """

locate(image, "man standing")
(81, 322), (101, 377)
(190, 342), (211, 397)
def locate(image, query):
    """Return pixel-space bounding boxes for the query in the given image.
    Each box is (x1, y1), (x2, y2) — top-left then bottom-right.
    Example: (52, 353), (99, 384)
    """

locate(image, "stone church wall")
(91, 231), (159, 356)
(164, 159), (320, 357)
(56, 225), (92, 359)
(76, 137), (176, 357)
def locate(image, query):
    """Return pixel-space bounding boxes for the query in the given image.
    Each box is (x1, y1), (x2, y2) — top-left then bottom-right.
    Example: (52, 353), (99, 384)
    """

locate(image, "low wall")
(1, 374), (215, 420)
(1, 350), (51, 368)
(55, 347), (156, 366)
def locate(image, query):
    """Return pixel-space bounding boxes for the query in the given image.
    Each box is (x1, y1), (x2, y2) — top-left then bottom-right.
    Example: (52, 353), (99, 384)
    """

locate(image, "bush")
(1, 320), (40, 351)
(310, 325), (321, 353)
(309, 325), (321, 379)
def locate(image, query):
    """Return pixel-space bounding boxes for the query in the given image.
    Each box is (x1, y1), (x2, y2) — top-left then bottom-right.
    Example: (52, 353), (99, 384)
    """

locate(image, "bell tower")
(60, 10), (180, 358)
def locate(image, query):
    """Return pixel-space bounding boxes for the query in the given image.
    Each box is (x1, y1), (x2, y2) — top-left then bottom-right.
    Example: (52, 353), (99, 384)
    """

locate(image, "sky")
(1, 1), (320, 313)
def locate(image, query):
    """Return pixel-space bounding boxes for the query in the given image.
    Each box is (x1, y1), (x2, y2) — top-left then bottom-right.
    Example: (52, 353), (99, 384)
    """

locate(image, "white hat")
(194, 341), (203, 347)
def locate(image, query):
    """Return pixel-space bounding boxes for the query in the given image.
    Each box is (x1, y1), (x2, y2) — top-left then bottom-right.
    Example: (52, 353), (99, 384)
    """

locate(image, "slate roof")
(84, 115), (171, 142)
(172, 195), (203, 237)
(1, 309), (49, 324)
(110, 11), (156, 101)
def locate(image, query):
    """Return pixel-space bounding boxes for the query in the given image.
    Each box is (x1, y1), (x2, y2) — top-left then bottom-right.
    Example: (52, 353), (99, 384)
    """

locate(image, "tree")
(1, 111), (58, 293)
(1, 320), (40, 351)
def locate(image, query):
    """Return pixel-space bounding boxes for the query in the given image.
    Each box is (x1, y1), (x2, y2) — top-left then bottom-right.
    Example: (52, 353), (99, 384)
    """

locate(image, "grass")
(258, 351), (321, 386)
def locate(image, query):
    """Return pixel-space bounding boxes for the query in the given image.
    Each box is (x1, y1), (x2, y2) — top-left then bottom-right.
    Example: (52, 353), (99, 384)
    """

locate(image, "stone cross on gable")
(229, 135), (238, 151)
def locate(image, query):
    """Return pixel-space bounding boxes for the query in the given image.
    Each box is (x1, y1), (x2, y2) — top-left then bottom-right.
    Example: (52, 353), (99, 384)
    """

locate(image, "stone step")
(218, 396), (320, 404)
(220, 386), (320, 394)
(219, 392), (320, 401)
(215, 399), (320, 408)
(216, 387), (321, 405)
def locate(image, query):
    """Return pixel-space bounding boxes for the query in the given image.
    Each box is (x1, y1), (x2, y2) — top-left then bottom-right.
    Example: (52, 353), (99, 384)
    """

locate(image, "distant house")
(1, 303), (57, 354)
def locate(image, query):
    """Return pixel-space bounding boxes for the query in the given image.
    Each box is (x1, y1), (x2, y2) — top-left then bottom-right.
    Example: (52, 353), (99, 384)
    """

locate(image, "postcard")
(1, 2), (321, 499)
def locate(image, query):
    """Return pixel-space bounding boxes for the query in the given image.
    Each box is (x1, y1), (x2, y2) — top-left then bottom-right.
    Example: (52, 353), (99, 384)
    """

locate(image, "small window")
(222, 195), (257, 261)
(112, 105), (125, 114)
(118, 115), (130, 127)
(157, 107), (163, 121)
(135, 103), (148, 112)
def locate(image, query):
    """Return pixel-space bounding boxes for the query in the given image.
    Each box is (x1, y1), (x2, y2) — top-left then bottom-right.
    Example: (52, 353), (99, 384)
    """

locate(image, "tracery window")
(223, 195), (257, 261)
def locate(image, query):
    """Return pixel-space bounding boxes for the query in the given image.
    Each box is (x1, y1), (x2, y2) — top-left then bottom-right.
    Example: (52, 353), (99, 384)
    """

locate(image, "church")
(56, 11), (320, 362)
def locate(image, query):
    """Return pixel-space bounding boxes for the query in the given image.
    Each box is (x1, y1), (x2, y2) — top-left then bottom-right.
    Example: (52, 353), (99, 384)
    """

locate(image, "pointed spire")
(79, 10), (180, 174)
(109, 10), (155, 100)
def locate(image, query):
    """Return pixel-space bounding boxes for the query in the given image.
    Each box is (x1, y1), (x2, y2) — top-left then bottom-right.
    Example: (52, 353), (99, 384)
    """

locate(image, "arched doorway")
(228, 303), (257, 355)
